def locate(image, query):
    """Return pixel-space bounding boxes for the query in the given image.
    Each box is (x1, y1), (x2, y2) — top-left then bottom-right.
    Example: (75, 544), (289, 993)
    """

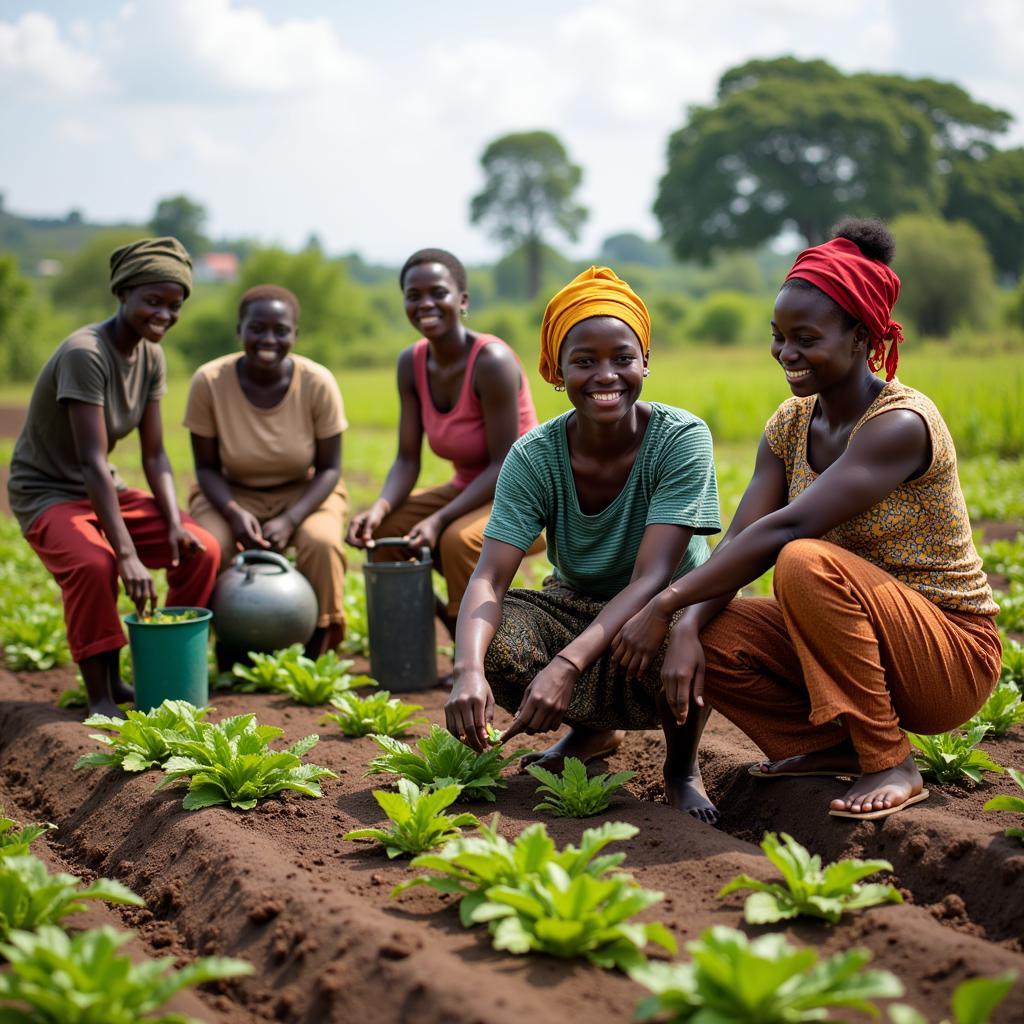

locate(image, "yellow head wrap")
(109, 237), (193, 299)
(538, 266), (651, 385)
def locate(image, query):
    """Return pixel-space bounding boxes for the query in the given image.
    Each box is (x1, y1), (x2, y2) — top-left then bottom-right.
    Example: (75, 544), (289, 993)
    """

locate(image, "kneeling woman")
(446, 267), (721, 818)
(7, 238), (221, 717)
(613, 219), (1001, 820)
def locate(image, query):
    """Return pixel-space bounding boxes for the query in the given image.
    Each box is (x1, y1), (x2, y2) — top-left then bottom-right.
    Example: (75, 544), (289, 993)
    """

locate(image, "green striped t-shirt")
(484, 402), (721, 600)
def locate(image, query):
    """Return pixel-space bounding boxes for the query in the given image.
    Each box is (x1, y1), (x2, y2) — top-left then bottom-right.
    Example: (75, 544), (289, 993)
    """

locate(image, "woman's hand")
(117, 550), (157, 616)
(167, 523), (207, 568)
(262, 513), (296, 552)
(610, 599), (673, 682)
(226, 505), (269, 552)
(346, 502), (387, 549)
(661, 621), (706, 725)
(445, 669), (495, 752)
(404, 513), (443, 553)
(502, 655), (579, 741)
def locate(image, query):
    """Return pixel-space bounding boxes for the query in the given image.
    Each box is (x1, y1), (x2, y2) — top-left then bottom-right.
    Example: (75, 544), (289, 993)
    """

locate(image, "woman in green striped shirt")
(446, 267), (722, 821)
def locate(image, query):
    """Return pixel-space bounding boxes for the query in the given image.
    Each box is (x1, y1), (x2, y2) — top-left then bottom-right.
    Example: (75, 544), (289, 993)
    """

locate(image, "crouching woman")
(445, 267), (721, 819)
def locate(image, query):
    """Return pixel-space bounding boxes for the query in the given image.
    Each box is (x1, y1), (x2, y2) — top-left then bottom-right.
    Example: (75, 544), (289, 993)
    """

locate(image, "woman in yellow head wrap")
(445, 267), (723, 821)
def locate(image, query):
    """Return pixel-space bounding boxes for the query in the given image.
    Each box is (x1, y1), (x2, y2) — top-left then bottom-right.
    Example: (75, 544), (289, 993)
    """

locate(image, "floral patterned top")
(764, 380), (997, 616)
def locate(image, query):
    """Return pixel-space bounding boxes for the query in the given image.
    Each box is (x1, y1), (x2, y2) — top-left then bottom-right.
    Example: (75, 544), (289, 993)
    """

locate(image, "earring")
(642, 368), (650, 377)
(554, 383), (565, 392)
(460, 309), (468, 320)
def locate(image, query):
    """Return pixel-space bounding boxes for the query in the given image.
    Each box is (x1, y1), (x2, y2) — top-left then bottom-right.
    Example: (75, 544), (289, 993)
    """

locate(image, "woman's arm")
(190, 432), (267, 553)
(404, 344), (521, 551)
(263, 434), (341, 550)
(447, 537), (525, 750)
(346, 349), (423, 547)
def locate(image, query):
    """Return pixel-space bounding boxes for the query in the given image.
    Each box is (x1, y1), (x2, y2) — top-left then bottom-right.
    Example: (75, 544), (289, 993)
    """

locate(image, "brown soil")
(0, 664), (1022, 1023)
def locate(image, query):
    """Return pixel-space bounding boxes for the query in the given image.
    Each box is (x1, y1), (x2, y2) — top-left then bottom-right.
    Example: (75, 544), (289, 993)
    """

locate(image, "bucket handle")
(370, 537), (432, 565)
(232, 549), (292, 582)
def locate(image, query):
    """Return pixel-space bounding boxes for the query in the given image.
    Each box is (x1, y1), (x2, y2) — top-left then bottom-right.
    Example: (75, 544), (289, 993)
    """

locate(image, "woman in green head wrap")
(7, 237), (222, 718)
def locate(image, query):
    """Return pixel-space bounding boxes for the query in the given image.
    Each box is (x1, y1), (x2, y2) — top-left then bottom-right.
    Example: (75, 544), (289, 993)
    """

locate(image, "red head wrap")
(784, 237), (905, 381)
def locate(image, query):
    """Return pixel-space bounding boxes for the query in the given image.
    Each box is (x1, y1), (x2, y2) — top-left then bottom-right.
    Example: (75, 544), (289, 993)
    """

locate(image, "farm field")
(1, 347), (1023, 1022)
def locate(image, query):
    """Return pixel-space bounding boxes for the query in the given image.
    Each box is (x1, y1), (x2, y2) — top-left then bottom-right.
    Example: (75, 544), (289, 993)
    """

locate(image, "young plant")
(469, 863), (675, 971)
(367, 725), (524, 802)
(156, 714), (337, 810)
(343, 779), (480, 858)
(228, 645), (302, 693)
(1000, 638), (1024, 689)
(907, 726), (1004, 785)
(1, 604), (70, 671)
(719, 832), (902, 925)
(527, 757), (636, 818)
(630, 926), (904, 1024)
(970, 683), (1024, 736)
(0, 811), (54, 858)
(340, 572), (370, 656)
(888, 971), (1018, 1024)
(277, 652), (376, 706)
(57, 681), (87, 708)
(393, 819), (639, 927)
(0, 924), (253, 1024)
(74, 700), (213, 773)
(0, 854), (143, 939)
(984, 766), (1024, 843)
(321, 690), (427, 738)
(138, 609), (203, 623)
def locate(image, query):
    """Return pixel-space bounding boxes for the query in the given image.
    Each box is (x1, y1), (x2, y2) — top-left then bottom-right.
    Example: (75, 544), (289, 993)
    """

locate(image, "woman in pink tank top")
(346, 248), (540, 634)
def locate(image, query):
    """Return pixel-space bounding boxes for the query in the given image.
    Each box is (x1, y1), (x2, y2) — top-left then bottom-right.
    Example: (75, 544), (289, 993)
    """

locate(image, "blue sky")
(1, 1), (1022, 263)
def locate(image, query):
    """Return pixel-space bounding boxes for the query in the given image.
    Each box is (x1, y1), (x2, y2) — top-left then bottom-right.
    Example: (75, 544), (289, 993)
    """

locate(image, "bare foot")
(519, 726), (625, 773)
(110, 678), (135, 705)
(664, 765), (719, 824)
(830, 755), (923, 815)
(88, 697), (127, 720)
(752, 742), (860, 778)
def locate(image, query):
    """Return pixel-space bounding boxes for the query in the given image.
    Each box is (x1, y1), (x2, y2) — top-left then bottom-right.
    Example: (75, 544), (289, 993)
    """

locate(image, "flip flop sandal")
(828, 789), (930, 820)
(747, 762), (859, 779)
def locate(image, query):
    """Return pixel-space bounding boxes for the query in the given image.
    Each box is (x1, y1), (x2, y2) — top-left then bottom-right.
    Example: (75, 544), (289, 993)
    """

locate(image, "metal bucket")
(362, 538), (437, 692)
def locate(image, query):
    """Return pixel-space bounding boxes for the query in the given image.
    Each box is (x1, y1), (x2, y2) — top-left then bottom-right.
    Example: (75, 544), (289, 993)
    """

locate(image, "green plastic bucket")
(124, 607), (212, 712)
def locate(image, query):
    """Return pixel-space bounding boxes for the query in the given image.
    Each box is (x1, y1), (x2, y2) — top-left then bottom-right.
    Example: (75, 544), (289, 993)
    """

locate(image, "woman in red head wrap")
(611, 219), (1000, 821)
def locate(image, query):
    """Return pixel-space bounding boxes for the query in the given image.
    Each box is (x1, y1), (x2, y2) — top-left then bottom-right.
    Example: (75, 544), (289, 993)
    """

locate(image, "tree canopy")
(470, 131), (587, 298)
(655, 57), (1016, 267)
(150, 195), (209, 257)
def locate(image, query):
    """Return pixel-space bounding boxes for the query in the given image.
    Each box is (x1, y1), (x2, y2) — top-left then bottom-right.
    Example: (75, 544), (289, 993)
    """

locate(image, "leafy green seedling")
(527, 757), (635, 818)
(995, 584), (1024, 634)
(344, 780), (480, 858)
(999, 638), (1024, 689)
(984, 766), (1024, 843)
(340, 572), (370, 656)
(470, 862), (675, 971)
(138, 609), (202, 623)
(719, 832), (902, 925)
(156, 714), (336, 810)
(889, 971), (1017, 1024)
(321, 690), (427, 737)
(367, 725), (525, 802)
(75, 700), (213, 773)
(0, 811), (54, 859)
(485, 723), (504, 745)
(0, 924), (253, 1024)
(0, 605), (70, 671)
(907, 726), (1004, 785)
(630, 926), (904, 1023)
(393, 818), (637, 926)
(57, 681), (87, 708)
(229, 645), (302, 693)
(969, 683), (1024, 736)
(0, 854), (143, 939)
(277, 653), (376, 706)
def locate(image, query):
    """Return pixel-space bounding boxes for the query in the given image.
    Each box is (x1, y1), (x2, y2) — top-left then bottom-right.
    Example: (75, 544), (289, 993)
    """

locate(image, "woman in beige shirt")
(185, 285), (348, 656)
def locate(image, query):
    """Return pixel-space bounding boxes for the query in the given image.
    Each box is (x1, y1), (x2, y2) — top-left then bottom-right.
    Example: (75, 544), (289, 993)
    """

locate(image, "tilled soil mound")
(1, 663), (1022, 1023)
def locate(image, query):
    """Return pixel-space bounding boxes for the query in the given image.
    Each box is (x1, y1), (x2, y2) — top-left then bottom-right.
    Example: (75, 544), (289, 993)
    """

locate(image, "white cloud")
(0, 12), (107, 98)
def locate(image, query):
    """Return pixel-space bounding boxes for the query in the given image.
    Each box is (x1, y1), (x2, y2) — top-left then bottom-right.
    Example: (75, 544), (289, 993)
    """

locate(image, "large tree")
(655, 58), (1013, 262)
(470, 131), (587, 298)
(149, 194), (209, 257)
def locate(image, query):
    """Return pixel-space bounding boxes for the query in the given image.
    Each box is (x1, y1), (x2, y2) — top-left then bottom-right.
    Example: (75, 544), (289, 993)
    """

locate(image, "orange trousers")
(699, 539), (1002, 773)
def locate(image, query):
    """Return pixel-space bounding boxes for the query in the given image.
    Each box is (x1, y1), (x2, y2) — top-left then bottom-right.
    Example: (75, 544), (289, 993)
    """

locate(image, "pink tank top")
(413, 333), (538, 490)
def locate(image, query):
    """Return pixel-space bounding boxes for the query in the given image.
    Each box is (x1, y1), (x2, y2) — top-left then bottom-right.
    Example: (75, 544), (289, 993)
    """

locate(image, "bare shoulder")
(852, 408), (929, 460)
(473, 339), (521, 396)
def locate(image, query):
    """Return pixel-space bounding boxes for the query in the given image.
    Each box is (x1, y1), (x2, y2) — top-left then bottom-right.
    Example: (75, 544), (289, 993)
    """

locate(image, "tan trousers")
(699, 539), (1002, 773)
(189, 481), (348, 628)
(372, 482), (545, 618)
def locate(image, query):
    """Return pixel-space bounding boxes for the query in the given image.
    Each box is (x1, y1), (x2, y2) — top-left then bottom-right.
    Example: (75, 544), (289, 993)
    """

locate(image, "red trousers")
(23, 489), (221, 662)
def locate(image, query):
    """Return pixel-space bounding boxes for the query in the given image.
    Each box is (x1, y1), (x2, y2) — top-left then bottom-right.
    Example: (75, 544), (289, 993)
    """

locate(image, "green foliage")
(889, 214), (997, 336)
(889, 971), (1018, 1024)
(526, 757), (635, 818)
(228, 645), (375, 704)
(995, 583), (1024, 633)
(979, 537), (1024, 587)
(1, 604), (70, 672)
(719, 832), (902, 925)
(340, 572), (370, 656)
(630, 926), (904, 1023)
(0, 855), (142, 939)
(907, 726), (1004, 785)
(57, 681), (88, 709)
(393, 819), (638, 927)
(343, 779), (481, 858)
(0, 812), (54, 859)
(321, 690), (427, 738)
(0, 254), (50, 383)
(149, 195), (208, 257)
(50, 228), (143, 322)
(492, 240), (576, 302)
(74, 700), (213, 773)
(0, 924), (253, 1024)
(228, 647), (297, 692)
(690, 291), (753, 345)
(984, 766), (1024, 843)
(999, 638), (1024, 689)
(155, 714), (336, 810)
(969, 683), (1024, 736)
(367, 725), (523, 802)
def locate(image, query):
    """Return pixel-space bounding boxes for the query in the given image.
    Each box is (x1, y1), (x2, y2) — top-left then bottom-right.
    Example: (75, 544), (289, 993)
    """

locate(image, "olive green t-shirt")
(484, 402), (721, 600)
(7, 323), (167, 532)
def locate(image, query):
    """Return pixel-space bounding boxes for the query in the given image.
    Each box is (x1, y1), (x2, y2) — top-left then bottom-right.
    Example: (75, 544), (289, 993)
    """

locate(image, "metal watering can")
(362, 538), (437, 692)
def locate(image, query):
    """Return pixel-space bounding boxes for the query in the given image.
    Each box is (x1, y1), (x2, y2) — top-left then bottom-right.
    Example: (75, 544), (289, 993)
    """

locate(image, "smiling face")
(402, 262), (468, 339)
(770, 283), (868, 396)
(557, 316), (647, 424)
(118, 282), (185, 343)
(238, 298), (296, 374)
